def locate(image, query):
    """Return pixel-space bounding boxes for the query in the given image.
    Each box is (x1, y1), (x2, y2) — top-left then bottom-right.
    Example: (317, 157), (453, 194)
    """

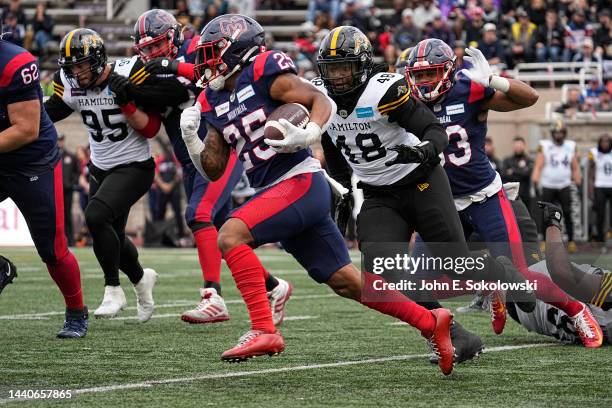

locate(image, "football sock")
(204, 280), (222, 296)
(224, 244), (275, 333)
(519, 269), (584, 316)
(265, 273), (279, 292)
(46, 250), (84, 310)
(360, 272), (436, 337)
(194, 227), (222, 285)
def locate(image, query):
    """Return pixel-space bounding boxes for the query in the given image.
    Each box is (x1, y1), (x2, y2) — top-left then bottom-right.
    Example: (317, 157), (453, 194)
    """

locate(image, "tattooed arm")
(200, 123), (230, 181)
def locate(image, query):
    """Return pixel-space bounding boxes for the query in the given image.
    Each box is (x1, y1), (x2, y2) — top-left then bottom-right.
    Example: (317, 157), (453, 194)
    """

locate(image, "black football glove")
(385, 141), (437, 166)
(107, 72), (132, 106)
(144, 57), (180, 76)
(333, 190), (354, 237)
(538, 201), (563, 230)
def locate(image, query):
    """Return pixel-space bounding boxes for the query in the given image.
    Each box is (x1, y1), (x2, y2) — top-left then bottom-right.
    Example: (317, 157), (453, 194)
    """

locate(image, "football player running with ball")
(312, 26), (535, 364)
(180, 14), (456, 375)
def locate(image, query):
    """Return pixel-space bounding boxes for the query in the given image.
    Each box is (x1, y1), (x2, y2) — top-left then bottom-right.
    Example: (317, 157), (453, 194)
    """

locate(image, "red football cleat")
(571, 305), (603, 349)
(426, 309), (455, 376)
(221, 330), (285, 362)
(490, 290), (507, 335)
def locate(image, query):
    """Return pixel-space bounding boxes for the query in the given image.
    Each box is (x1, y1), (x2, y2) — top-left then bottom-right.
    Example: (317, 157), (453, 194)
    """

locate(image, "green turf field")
(1, 247), (611, 407)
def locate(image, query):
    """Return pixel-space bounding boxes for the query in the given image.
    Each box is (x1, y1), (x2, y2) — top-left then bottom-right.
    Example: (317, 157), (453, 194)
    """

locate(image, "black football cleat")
(430, 321), (484, 365)
(0, 255), (17, 296)
(57, 307), (89, 339)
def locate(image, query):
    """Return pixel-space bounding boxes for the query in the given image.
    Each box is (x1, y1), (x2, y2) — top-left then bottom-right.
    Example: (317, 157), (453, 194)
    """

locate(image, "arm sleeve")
(321, 132), (353, 190)
(382, 78), (448, 154)
(591, 271), (612, 311)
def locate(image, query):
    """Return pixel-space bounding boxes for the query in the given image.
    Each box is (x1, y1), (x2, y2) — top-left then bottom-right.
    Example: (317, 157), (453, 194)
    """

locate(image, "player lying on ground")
(0, 39), (87, 338)
(180, 14), (456, 375)
(44, 29), (162, 322)
(132, 9), (291, 325)
(539, 201), (612, 312)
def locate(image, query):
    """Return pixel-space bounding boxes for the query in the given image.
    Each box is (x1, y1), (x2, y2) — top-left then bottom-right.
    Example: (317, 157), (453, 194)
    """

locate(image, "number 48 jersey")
(312, 72), (421, 186)
(44, 56), (151, 170)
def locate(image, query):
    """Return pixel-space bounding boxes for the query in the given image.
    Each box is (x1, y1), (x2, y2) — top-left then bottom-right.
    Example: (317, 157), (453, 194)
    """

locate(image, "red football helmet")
(406, 39), (456, 102)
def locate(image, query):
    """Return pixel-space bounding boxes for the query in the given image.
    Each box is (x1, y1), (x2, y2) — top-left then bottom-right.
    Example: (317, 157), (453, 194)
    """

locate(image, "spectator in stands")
(453, 40), (471, 70)
(481, 0), (499, 25)
(39, 70), (54, 97)
(582, 78), (605, 106)
(1, 0), (26, 26)
(555, 87), (587, 118)
(306, 0), (339, 27)
(465, 7), (485, 45)
(58, 134), (79, 247)
(31, 2), (54, 58)
(337, 0), (368, 32)
(563, 9), (593, 62)
(383, 44), (398, 69)
(287, 44), (314, 78)
(572, 37), (603, 71)
(448, 11), (466, 44)
(588, 133), (612, 246)
(424, 12), (455, 46)
(413, 0), (441, 30)
(534, 8), (564, 62)
(393, 9), (421, 52)
(151, 149), (185, 239)
(383, 0), (406, 29)
(485, 137), (502, 172)
(479, 23), (505, 66)
(510, 8), (537, 64)
(1, 12), (24, 46)
(526, 0), (547, 26)
(594, 90), (612, 113)
(502, 136), (534, 209)
(593, 9), (611, 59)
(76, 145), (91, 247)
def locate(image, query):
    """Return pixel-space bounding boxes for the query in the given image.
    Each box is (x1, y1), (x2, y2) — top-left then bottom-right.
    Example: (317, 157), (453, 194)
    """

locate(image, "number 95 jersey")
(46, 56), (151, 171)
(312, 72), (421, 186)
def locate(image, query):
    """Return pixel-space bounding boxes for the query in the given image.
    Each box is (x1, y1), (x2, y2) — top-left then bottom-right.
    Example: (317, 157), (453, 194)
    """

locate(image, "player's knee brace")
(85, 199), (114, 232)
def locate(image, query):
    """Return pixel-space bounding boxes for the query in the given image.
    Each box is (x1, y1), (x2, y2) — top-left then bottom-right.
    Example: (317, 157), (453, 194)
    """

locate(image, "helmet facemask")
(134, 28), (179, 63)
(59, 55), (105, 89)
(194, 29), (261, 91)
(406, 59), (455, 102)
(318, 54), (370, 96)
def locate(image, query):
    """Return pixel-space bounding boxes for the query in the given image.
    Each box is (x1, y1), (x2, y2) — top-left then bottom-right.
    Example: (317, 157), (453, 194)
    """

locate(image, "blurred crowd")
(1, 0), (60, 58)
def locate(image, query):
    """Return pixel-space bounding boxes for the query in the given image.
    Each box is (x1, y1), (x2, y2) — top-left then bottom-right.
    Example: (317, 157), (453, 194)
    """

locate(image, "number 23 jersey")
(45, 56), (151, 170)
(312, 72), (421, 186)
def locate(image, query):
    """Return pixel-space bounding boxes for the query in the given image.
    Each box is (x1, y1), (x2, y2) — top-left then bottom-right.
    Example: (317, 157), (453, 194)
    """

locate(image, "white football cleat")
(268, 278), (293, 326)
(94, 285), (127, 318)
(133, 268), (158, 322)
(181, 287), (230, 324)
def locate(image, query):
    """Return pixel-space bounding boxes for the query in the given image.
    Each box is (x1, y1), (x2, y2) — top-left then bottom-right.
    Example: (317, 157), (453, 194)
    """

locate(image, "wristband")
(490, 75), (510, 93)
(121, 102), (137, 116)
(177, 62), (196, 81)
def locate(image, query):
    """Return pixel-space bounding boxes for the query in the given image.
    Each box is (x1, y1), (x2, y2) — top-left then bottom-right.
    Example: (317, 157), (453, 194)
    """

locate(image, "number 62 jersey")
(312, 72), (423, 186)
(44, 56), (151, 170)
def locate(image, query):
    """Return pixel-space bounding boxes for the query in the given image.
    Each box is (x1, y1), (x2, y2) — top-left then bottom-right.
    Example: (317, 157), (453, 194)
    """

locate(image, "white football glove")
(264, 120), (322, 154)
(463, 46), (510, 92)
(180, 102), (208, 179)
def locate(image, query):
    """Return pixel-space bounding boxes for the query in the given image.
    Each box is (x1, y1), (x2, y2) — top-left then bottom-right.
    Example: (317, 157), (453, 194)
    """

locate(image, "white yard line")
(0, 294), (335, 320)
(0, 343), (554, 404)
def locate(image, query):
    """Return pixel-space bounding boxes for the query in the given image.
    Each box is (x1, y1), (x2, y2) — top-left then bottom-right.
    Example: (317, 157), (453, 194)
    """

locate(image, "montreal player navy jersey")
(433, 70), (496, 197)
(0, 41), (59, 176)
(200, 50), (311, 188)
(163, 35), (201, 166)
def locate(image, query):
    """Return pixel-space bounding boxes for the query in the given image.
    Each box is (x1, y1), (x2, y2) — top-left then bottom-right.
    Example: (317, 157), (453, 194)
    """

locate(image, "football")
(264, 103), (310, 141)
